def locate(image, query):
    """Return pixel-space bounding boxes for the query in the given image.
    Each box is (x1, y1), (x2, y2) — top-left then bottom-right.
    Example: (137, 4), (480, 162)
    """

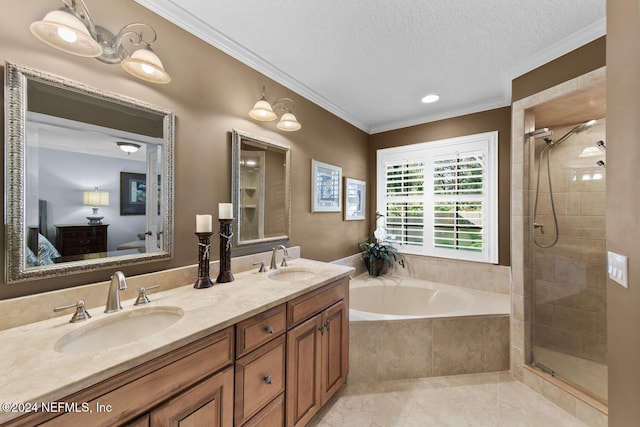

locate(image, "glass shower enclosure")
(530, 118), (607, 402)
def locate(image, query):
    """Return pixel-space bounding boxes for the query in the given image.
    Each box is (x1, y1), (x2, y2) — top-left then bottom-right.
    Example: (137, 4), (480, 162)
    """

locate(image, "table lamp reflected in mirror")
(83, 188), (109, 224)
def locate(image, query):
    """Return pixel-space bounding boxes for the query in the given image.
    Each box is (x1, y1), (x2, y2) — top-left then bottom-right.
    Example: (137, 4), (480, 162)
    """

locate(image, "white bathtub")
(349, 274), (510, 321)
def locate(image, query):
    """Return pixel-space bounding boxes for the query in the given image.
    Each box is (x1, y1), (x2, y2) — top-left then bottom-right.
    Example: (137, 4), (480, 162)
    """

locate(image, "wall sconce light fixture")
(117, 141), (141, 154)
(82, 187), (110, 224)
(30, 0), (171, 84)
(249, 87), (302, 131)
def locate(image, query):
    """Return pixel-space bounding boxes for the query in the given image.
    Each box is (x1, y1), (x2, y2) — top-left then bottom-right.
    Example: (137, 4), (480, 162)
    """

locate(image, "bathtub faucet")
(270, 245), (289, 270)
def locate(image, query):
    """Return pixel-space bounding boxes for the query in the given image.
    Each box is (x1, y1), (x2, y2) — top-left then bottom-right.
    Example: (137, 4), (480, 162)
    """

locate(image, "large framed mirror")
(231, 129), (290, 248)
(5, 62), (174, 282)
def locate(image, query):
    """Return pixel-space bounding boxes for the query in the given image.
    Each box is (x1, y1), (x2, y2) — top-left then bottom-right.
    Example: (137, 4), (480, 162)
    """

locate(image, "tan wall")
(606, 0), (640, 424)
(368, 107), (512, 266)
(0, 0), (369, 299)
(512, 36), (606, 102)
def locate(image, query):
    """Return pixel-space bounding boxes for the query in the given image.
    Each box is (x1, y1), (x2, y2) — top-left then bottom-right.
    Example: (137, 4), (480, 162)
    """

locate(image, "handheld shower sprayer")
(531, 119), (597, 249)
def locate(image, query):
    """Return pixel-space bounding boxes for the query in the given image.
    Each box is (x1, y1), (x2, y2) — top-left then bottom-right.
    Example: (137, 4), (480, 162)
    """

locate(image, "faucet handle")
(253, 261), (268, 273)
(54, 300), (91, 323)
(280, 256), (288, 268)
(134, 285), (160, 306)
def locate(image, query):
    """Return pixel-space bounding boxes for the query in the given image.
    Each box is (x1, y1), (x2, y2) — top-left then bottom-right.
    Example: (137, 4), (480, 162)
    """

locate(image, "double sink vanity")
(1, 60), (349, 426)
(0, 258), (353, 427)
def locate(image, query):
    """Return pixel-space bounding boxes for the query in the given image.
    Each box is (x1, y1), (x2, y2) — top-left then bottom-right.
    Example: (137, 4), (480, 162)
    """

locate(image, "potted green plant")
(358, 234), (405, 276)
(359, 213), (406, 276)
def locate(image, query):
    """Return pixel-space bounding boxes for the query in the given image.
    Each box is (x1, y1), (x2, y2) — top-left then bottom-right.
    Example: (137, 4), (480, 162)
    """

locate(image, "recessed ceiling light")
(421, 94), (439, 104)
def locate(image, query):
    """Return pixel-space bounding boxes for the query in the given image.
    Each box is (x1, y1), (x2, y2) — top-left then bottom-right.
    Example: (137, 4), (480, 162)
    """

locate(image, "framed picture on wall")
(344, 178), (366, 220)
(311, 160), (342, 212)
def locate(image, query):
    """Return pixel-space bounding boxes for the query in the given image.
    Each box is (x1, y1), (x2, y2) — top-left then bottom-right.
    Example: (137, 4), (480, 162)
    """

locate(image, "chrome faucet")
(105, 271), (127, 313)
(270, 245), (289, 270)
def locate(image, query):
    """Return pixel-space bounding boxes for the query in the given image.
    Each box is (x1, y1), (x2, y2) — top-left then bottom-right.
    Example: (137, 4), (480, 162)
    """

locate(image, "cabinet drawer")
(243, 393), (284, 427)
(287, 277), (347, 327)
(236, 304), (286, 358)
(235, 335), (286, 425)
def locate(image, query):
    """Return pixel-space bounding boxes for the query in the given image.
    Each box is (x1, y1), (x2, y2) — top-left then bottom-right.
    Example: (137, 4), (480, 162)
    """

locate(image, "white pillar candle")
(196, 214), (212, 232)
(219, 203), (233, 219)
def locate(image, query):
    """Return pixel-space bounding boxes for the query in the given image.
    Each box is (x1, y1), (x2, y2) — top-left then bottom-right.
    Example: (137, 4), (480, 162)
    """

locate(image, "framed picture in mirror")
(120, 172), (146, 215)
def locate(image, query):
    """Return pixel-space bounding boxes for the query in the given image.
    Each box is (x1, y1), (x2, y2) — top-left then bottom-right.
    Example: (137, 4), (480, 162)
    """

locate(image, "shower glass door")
(531, 118), (607, 402)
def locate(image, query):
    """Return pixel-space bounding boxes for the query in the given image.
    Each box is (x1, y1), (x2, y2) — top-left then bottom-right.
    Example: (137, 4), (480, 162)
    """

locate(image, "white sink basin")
(55, 306), (184, 354)
(268, 268), (317, 282)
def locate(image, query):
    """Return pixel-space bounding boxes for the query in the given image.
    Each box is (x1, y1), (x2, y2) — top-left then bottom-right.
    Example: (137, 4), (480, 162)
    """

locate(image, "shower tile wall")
(532, 120), (607, 365)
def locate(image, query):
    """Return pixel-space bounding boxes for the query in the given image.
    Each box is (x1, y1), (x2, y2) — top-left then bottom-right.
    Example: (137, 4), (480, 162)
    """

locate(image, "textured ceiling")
(137, 0), (606, 134)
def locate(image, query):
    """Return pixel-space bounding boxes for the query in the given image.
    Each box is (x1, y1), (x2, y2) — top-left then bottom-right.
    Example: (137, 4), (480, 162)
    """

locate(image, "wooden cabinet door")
(320, 300), (348, 404)
(123, 414), (150, 427)
(150, 366), (234, 427)
(286, 313), (323, 427)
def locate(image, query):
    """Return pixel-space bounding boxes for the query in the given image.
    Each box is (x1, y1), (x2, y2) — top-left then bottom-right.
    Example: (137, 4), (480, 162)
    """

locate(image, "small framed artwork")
(120, 172), (147, 215)
(344, 178), (366, 220)
(311, 160), (342, 212)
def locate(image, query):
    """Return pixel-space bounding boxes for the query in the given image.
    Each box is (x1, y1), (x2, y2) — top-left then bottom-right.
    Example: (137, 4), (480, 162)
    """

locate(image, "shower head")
(548, 119), (597, 148)
(574, 119), (597, 134)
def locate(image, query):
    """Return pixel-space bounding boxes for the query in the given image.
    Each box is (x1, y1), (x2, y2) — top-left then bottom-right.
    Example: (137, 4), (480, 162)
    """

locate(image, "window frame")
(376, 131), (498, 264)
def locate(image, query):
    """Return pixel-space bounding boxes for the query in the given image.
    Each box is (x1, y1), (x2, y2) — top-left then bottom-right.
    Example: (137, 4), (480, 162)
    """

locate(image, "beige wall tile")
(377, 319), (433, 381)
(484, 316), (510, 371)
(433, 318), (485, 376)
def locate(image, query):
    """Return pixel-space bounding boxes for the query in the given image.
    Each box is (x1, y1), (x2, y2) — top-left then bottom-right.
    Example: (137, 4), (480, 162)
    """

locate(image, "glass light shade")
(117, 142), (141, 153)
(249, 99), (277, 121)
(276, 112), (302, 131)
(83, 191), (110, 206)
(30, 10), (103, 57)
(121, 47), (172, 84)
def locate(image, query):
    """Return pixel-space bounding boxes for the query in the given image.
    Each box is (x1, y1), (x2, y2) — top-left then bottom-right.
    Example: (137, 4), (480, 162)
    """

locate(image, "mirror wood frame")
(4, 61), (175, 283)
(231, 129), (291, 248)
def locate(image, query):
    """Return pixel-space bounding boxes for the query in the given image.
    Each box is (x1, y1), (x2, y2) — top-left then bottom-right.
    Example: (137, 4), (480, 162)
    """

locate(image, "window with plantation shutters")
(377, 131), (498, 264)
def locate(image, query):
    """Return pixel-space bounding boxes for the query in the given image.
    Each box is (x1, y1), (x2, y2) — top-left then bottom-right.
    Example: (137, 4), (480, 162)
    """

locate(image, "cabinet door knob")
(263, 376), (272, 385)
(264, 326), (274, 334)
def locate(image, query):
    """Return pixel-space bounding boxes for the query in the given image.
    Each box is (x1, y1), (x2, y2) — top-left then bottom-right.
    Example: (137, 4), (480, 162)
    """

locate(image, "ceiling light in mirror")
(117, 141), (142, 154)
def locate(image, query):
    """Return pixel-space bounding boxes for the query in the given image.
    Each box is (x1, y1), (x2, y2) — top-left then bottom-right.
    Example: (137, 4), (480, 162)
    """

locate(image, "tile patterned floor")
(310, 372), (589, 427)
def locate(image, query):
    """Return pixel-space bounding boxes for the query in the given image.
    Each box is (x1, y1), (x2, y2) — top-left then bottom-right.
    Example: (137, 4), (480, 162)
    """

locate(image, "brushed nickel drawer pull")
(264, 376), (272, 385)
(264, 325), (274, 334)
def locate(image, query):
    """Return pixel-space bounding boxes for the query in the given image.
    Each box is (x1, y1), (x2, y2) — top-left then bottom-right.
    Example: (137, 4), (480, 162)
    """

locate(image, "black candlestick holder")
(194, 232), (214, 289)
(217, 219), (234, 283)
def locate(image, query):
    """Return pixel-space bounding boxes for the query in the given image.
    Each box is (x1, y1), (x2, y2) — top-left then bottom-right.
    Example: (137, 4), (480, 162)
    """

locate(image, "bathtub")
(348, 274), (511, 384)
(350, 274), (510, 321)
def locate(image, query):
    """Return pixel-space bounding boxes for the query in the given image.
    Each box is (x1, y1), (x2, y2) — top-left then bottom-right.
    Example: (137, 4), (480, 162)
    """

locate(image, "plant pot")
(363, 257), (388, 276)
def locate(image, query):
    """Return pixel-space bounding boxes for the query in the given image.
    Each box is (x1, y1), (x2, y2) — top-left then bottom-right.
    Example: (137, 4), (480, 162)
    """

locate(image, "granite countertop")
(0, 258), (353, 423)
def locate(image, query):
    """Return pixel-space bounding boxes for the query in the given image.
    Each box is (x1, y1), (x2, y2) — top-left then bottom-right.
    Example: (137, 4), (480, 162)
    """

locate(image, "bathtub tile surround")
(511, 66), (608, 424)
(349, 315), (509, 384)
(0, 247), (301, 331)
(388, 253), (511, 295)
(310, 372), (590, 427)
(332, 252), (511, 295)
